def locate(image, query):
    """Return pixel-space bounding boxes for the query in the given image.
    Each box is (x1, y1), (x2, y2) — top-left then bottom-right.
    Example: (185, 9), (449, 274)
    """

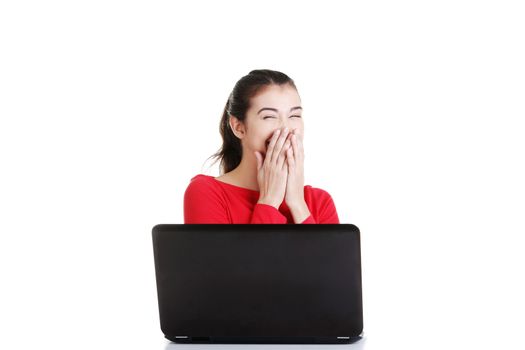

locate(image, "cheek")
(264, 133), (274, 147)
(264, 134), (279, 148)
(294, 127), (305, 142)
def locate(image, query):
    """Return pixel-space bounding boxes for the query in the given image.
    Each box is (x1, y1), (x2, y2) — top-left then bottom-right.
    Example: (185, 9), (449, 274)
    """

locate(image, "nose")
(277, 122), (293, 133)
(281, 120), (292, 129)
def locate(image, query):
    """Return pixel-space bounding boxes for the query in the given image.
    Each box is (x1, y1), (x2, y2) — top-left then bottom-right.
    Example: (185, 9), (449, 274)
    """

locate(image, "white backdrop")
(1, 1), (524, 349)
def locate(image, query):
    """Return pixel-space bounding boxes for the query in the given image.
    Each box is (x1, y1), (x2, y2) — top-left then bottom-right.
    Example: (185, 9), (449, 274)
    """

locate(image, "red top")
(183, 174), (340, 224)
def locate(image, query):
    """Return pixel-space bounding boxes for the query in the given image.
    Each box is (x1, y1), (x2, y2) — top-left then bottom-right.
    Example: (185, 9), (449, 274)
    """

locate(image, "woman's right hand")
(254, 127), (292, 209)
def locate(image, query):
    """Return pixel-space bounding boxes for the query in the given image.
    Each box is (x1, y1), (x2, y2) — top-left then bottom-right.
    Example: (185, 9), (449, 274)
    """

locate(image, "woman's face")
(243, 84), (304, 157)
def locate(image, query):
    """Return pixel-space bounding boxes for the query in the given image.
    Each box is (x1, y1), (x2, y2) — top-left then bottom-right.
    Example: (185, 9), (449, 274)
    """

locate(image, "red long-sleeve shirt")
(183, 174), (340, 224)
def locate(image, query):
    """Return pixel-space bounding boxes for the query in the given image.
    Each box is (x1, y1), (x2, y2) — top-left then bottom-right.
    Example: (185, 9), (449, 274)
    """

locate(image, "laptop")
(151, 224), (363, 344)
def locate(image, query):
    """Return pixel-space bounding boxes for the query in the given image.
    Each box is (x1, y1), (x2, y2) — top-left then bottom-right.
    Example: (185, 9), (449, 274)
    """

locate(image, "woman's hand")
(284, 128), (306, 209)
(254, 127), (292, 209)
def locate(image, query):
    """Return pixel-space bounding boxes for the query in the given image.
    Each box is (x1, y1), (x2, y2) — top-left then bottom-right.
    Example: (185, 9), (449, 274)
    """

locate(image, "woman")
(184, 69), (339, 224)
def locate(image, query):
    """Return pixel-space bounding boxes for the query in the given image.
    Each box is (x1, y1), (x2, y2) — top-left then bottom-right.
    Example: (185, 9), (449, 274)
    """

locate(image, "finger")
(271, 127), (290, 164)
(293, 128), (303, 142)
(286, 146), (294, 170)
(265, 129), (281, 165)
(276, 139), (291, 169)
(291, 134), (299, 161)
(293, 133), (304, 161)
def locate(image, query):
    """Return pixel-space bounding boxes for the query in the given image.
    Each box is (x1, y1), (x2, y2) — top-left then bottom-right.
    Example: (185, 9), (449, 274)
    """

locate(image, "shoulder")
(305, 185), (334, 200)
(304, 184), (337, 209)
(184, 174), (223, 197)
(183, 174), (231, 223)
(188, 173), (216, 186)
(304, 185), (339, 223)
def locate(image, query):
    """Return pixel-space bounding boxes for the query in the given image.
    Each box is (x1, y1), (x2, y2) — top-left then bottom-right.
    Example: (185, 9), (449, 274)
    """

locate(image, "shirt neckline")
(201, 174), (261, 193)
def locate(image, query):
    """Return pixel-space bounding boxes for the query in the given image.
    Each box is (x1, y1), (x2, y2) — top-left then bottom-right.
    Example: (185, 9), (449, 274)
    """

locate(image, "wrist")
(288, 200), (310, 223)
(257, 198), (279, 210)
(287, 198), (307, 211)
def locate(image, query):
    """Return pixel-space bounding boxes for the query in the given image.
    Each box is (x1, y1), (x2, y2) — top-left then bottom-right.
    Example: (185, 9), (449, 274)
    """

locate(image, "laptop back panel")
(152, 224), (363, 343)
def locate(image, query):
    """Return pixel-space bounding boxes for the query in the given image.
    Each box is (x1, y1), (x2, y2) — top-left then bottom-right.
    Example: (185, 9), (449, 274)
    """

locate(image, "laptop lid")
(152, 224), (363, 344)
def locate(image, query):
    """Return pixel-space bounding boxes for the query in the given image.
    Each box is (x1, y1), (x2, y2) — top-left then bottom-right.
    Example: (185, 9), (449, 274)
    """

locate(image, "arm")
(290, 190), (340, 224)
(250, 203), (288, 224)
(288, 200), (314, 224)
(317, 190), (340, 224)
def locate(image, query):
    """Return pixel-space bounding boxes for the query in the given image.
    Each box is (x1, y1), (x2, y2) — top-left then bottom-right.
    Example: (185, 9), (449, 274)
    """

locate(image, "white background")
(1, 1), (524, 349)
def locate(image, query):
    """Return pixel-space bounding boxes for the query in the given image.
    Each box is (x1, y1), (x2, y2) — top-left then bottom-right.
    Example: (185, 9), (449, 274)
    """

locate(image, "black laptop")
(151, 224), (363, 344)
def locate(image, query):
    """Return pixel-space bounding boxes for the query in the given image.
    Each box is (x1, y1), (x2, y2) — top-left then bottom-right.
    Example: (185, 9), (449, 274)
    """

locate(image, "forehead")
(250, 84), (301, 108)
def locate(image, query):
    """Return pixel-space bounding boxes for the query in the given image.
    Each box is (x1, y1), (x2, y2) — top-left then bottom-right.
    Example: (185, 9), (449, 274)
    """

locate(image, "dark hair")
(204, 69), (298, 175)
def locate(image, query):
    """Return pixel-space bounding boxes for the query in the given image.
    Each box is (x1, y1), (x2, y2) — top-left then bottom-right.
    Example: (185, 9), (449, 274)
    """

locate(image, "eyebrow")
(257, 106), (303, 115)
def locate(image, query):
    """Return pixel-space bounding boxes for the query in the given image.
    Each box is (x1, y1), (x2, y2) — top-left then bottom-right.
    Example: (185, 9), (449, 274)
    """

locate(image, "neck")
(228, 152), (260, 192)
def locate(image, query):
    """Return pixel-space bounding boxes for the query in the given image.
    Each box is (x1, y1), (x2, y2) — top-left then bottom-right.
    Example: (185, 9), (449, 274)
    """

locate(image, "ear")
(229, 115), (246, 139)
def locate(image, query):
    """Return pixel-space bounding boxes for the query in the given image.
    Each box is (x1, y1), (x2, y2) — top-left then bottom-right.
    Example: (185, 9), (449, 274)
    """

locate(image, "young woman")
(184, 69), (339, 224)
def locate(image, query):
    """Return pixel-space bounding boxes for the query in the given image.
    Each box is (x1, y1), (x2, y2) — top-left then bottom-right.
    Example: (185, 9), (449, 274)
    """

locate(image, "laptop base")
(166, 335), (363, 344)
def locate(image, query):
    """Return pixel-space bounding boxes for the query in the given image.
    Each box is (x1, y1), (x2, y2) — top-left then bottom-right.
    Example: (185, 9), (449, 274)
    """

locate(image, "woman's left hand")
(284, 128), (305, 209)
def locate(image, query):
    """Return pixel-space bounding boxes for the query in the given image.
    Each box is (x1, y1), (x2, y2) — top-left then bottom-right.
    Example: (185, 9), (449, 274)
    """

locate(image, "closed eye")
(263, 115), (302, 119)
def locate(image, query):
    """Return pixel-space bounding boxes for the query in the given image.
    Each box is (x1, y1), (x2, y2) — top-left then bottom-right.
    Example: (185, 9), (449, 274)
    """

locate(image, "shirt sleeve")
(250, 203), (288, 224)
(184, 178), (230, 223)
(301, 214), (317, 224)
(300, 189), (340, 224)
(317, 190), (340, 224)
